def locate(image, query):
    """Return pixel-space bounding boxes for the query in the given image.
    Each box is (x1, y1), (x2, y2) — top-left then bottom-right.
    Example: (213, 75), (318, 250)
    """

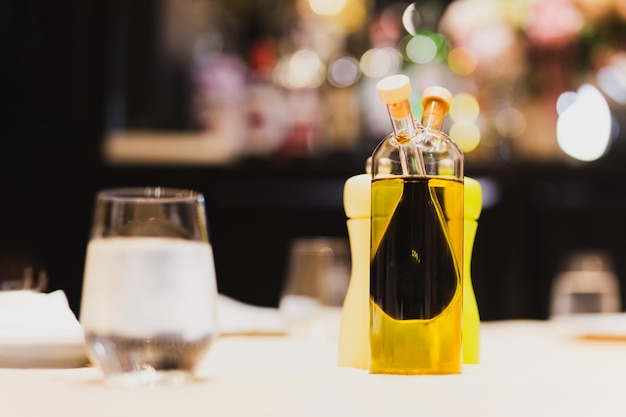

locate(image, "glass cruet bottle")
(369, 74), (464, 375)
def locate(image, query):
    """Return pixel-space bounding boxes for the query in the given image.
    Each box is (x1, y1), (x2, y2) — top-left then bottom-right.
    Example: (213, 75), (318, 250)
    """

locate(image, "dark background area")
(3, 0), (626, 320)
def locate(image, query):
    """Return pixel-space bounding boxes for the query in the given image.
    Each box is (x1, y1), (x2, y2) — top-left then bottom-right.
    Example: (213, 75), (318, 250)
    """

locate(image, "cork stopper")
(421, 85), (453, 131)
(376, 75), (413, 119)
(376, 75), (412, 105)
(421, 86), (453, 112)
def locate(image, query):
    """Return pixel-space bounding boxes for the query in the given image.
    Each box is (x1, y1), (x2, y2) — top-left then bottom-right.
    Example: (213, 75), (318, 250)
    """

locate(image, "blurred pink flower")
(525, 0), (585, 48)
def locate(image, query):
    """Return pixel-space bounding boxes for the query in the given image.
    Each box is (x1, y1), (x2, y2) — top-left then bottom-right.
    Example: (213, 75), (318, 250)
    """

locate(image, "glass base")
(103, 368), (197, 387)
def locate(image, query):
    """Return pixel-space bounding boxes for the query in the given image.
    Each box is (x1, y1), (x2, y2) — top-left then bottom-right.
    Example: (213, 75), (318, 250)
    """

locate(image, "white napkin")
(0, 290), (87, 368)
(0, 290), (286, 342)
(0, 290), (285, 368)
(217, 294), (286, 335)
(0, 290), (84, 344)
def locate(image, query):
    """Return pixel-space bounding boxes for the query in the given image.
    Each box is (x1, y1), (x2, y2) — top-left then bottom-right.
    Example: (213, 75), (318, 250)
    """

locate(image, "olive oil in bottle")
(370, 75), (463, 374)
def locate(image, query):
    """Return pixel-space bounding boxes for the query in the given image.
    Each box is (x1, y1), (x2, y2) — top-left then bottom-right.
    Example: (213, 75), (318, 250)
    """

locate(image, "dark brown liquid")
(371, 177), (461, 320)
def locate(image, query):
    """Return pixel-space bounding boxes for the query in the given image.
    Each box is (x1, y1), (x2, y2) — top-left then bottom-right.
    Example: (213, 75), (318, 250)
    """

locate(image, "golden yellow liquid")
(370, 176), (463, 374)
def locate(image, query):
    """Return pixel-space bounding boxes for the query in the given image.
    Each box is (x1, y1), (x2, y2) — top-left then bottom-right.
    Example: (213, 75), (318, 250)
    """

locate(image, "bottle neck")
(386, 100), (417, 144)
(421, 99), (447, 131)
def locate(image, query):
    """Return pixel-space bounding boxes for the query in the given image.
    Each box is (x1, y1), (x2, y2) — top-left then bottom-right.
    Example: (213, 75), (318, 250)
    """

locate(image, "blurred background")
(3, 0), (626, 320)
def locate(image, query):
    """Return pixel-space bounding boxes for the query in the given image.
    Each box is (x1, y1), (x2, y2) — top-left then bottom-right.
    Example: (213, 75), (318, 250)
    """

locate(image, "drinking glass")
(279, 237), (350, 340)
(79, 187), (219, 386)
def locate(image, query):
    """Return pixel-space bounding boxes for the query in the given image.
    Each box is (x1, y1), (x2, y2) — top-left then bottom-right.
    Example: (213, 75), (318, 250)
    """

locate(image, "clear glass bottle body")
(369, 123), (464, 375)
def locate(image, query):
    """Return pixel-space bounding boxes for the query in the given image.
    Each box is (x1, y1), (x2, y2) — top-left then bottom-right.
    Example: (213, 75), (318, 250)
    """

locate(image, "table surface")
(2, 313), (626, 417)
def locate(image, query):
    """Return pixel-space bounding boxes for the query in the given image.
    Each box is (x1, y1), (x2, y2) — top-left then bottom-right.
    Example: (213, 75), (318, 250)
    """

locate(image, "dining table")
(2, 308), (626, 417)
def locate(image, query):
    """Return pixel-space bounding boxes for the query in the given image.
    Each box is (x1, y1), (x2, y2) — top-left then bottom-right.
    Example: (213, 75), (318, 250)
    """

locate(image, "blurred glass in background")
(550, 250), (621, 317)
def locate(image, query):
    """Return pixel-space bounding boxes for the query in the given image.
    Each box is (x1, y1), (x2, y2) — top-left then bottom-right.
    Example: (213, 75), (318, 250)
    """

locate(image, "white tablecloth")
(2, 315), (626, 417)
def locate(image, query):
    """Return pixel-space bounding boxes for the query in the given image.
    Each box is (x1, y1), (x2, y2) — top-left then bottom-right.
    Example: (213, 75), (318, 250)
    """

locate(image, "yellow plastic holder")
(338, 171), (372, 369)
(463, 176), (483, 364)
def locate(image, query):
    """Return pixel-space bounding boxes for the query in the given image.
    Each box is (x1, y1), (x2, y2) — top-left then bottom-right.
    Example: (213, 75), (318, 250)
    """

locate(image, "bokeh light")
(597, 65), (626, 105)
(400, 31), (450, 65)
(402, 3), (421, 35)
(557, 84), (612, 161)
(308, 0), (347, 15)
(405, 34), (438, 64)
(495, 107), (526, 139)
(359, 46), (403, 78)
(450, 93), (480, 122)
(556, 91), (578, 114)
(328, 56), (361, 87)
(450, 120), (481, 152)
(447, 47), (478, 76)
(334, 0), (368, 33)
(273, 49), (326, 89)
(300, 0), (366, 33)
(448, 93), (481, 152)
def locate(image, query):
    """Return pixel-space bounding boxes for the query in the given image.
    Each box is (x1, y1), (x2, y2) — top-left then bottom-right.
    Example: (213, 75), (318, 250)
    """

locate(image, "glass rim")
(96, 187), (204, 202)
